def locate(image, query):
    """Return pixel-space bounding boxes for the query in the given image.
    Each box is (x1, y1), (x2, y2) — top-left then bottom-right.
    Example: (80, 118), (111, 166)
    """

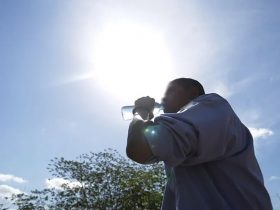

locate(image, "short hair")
(170, 78), (205, 96)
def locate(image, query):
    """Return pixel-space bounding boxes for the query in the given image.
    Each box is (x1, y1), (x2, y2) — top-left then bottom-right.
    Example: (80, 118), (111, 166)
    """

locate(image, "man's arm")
(126, 117), (155, 164)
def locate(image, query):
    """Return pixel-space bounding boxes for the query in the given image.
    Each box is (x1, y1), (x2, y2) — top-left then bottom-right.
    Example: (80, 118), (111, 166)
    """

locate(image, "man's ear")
(189, 87), (200, 99)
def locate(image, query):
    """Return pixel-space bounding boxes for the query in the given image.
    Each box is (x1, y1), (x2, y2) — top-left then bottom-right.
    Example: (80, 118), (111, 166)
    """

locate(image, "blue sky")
(0, 0), (280, 208)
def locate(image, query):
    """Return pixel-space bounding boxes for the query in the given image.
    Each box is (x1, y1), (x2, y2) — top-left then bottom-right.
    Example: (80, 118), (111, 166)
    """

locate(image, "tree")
(8, 149), (166, 210)
(0, 203), (9, 210)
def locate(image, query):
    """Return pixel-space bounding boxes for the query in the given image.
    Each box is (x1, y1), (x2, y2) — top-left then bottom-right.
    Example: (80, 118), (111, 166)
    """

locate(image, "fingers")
(133, 96), (155, 120)
(134, 96), (155, 111)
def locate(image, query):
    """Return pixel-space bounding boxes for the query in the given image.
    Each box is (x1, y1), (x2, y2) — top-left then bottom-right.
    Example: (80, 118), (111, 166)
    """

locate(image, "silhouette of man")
(126, 78), (272, 210)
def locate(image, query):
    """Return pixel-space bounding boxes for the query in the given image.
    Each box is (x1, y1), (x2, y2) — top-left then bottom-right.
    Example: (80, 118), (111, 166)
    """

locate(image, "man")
(126, 78), (272, 210)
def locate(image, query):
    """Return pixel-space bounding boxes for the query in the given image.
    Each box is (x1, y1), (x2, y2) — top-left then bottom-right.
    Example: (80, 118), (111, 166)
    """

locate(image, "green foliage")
(8, 149), (166, 210)
(0, 203), (10, 210)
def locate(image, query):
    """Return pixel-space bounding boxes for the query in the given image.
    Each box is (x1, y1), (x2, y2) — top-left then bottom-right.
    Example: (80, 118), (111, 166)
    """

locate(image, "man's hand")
(133, 96), (155, 120)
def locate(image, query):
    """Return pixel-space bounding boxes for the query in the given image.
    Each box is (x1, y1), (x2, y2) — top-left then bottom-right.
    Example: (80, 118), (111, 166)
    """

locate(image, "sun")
(92, 20), (173, 103)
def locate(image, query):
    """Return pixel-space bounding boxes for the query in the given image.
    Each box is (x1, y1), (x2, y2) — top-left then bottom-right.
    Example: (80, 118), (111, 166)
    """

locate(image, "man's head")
(162, 78), (205, 113)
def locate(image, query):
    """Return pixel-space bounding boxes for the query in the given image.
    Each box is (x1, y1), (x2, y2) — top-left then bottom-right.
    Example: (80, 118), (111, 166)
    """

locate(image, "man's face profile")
(162, 83), (193, 113)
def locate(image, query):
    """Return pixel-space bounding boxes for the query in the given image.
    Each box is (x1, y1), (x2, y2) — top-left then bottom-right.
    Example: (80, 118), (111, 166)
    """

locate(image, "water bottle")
(121, 102), (164, 120)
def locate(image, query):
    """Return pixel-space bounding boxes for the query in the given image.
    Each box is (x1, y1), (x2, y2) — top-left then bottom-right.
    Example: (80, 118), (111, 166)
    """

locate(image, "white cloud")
(0, 173), (27, 184)
(45, 178), (82, 190)
(248, 127), (274, 139)
(0, 185), (22, 198)
(269, 176), (280, 181)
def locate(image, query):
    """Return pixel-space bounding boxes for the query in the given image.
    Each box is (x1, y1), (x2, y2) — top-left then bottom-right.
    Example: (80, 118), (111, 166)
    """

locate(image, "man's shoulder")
(154, 93), (231, 123)
(179, 93), (228, 112)
(194, 93), (227, 102)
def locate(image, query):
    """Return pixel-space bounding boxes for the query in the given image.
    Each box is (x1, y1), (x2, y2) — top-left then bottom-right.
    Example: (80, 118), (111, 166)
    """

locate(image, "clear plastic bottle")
(121, 102), (163, 120)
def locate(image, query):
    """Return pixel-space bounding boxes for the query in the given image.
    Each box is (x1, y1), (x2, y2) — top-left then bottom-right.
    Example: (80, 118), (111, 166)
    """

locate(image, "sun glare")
(93, 20), (173, 102)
